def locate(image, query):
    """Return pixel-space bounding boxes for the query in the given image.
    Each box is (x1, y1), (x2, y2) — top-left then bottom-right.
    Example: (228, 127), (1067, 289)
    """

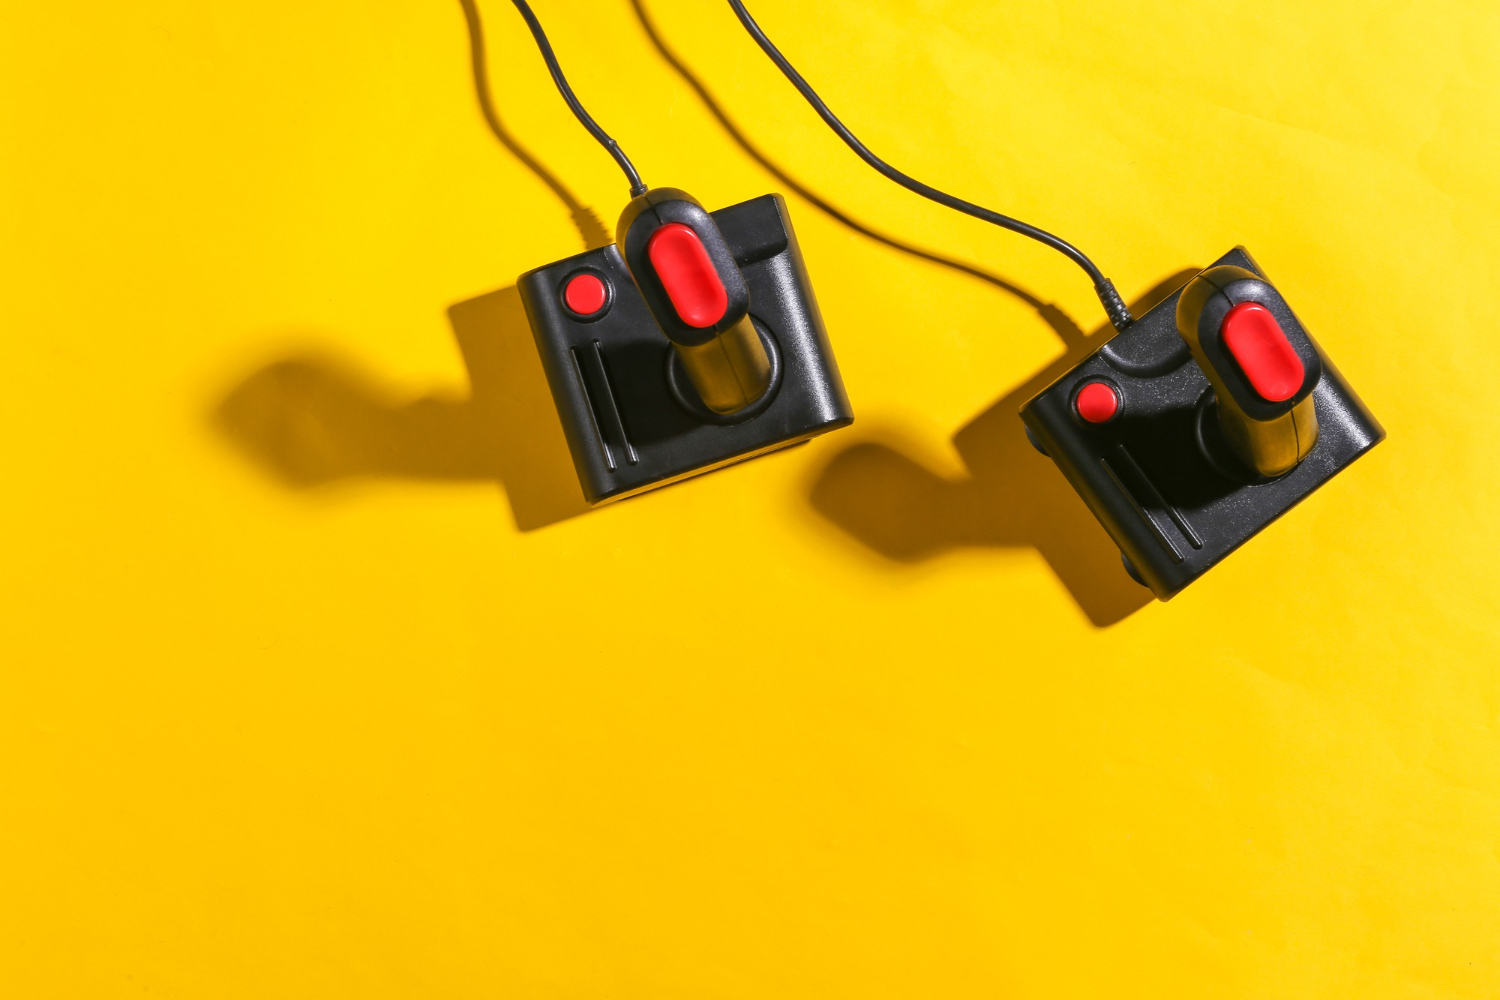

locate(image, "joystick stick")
(616, 187), (771, 415)
(724, 0), (1385, 602)
(1176, 266), (1322, 479)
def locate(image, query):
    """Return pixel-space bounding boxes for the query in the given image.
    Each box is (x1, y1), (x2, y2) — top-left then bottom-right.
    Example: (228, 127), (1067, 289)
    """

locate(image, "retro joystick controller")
(519, 191), (853, 506)
(1020, 248), (1384, 601)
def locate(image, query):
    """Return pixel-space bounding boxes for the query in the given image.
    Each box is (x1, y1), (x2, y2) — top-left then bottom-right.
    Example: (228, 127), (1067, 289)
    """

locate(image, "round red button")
(1075, 381), (1119, 423)
(563, 273), (608, 316)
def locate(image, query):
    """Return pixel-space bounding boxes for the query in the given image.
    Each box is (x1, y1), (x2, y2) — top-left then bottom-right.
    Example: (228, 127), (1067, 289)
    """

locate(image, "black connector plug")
(1094, 278), (1134, 332)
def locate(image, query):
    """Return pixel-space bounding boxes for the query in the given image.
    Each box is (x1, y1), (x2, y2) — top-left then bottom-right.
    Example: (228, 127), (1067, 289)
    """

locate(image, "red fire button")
(1075, 381), (1119, 423)
(647, 223), (729, 328)
(563, 272), (608, 316)
(1221, 302), (1304, 402)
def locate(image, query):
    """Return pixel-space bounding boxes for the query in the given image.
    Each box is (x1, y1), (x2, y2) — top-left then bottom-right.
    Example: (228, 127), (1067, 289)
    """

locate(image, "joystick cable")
(509, 0), (648, 197)
(725, 0), (1134, 332)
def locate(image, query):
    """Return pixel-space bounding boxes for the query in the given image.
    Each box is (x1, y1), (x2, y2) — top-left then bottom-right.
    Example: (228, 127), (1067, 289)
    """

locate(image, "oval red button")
(563, 272), (608, 316)
(1221, 302), (1304, 402)
(647, 223), (728, 328)
(1075, 381), (1119, 423)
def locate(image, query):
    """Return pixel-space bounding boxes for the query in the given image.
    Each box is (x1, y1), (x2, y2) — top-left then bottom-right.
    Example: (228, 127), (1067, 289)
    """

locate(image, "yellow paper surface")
(2, 1), (1497, 996)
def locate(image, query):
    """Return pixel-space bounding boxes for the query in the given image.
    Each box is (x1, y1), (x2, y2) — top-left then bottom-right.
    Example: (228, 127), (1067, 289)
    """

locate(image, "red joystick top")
(647, 223), (729, 328)
(1221, 302), (1304, 402)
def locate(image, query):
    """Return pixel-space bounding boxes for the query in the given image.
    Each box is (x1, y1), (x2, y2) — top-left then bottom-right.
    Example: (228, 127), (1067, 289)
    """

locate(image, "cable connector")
(1094, 278), (1134, 332)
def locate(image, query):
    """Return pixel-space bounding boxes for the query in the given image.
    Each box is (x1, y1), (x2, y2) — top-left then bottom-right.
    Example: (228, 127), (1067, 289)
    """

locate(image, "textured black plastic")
(1020, 247), (1385, 601)
(520, 194), (853, 505)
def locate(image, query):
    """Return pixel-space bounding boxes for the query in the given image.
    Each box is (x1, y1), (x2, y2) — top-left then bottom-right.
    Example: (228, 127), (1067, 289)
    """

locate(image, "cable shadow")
(214, 286), (588, 531)
(459, 0), (611, 250)
(627, 0), (1087, 350)
(809, 270), (1198, 627)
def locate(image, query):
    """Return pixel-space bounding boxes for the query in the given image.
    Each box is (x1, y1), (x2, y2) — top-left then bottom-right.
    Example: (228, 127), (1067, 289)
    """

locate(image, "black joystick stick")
(615, 187), (771, 416)
(1176, 266), (1322, 479)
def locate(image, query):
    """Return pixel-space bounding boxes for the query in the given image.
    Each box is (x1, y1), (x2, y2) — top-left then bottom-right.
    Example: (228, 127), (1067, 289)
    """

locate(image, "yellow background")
(3, 0), (1498, 996)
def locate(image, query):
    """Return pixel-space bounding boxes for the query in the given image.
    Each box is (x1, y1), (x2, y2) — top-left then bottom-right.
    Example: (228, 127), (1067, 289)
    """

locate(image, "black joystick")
(1020, 248), (1384, 600)
(519, 191), (853, 506)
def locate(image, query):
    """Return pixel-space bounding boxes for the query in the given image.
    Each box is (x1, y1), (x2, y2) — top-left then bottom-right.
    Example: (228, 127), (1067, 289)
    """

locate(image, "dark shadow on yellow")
(810, 271), (1198, 627)
(215, 287), (588, 531)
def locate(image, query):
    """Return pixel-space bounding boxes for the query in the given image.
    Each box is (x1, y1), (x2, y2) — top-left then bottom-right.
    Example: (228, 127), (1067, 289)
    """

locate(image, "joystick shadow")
(809, 271), (1198, 628)
(212, 1), (609, 531)
(214, 286), (588, 531)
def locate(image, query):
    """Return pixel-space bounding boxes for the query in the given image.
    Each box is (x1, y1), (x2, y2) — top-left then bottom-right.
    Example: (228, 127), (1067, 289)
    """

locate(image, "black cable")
(509, 0), (648, 197)
(724, 0), (1133, 331)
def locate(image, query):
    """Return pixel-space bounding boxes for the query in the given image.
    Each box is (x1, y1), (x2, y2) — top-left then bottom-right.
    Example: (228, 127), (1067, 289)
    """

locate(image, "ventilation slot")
(568, 340), (638, 472)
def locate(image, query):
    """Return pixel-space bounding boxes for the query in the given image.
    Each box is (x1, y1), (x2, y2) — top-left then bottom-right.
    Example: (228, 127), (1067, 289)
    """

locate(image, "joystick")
(504, 1), (852, 506)
(1018, 248), (1384, 600)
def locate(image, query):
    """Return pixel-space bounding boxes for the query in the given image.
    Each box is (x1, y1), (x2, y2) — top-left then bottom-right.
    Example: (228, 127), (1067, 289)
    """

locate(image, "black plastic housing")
(1020, 247), (1385, 600)
(519, 194), (853, 505)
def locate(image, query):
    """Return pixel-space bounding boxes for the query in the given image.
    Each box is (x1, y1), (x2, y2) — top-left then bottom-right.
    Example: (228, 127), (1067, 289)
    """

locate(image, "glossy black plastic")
(1179, 266), (1322, 422)
(520, 194), (853, 505)
(1020, 247), (1385, 600)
